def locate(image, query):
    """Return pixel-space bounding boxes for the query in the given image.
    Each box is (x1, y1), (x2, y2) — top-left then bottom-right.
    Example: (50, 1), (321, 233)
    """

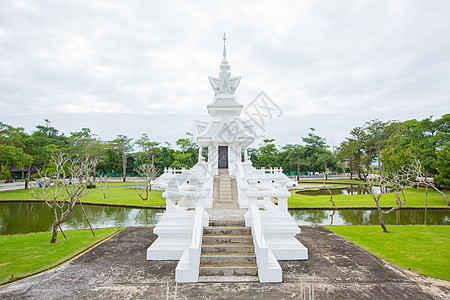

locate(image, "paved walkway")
(1, 227), (448, 299)
(0, 182), (25, 192)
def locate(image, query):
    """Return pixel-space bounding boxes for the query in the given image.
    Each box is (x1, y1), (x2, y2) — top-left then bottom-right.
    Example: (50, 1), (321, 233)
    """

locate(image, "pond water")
(0, 202), (448, 235)
(290, 209), (450, 226)
(0, 202), (164, 235)
(295, 184), (390, 196)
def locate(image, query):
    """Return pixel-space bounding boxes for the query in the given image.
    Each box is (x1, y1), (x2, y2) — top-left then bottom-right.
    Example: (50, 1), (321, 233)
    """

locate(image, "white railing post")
(278, 196), (288, 212)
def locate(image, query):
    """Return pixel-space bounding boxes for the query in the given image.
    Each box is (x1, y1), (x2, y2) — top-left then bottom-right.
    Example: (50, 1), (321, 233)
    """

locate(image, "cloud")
(0, 0), (449, 147)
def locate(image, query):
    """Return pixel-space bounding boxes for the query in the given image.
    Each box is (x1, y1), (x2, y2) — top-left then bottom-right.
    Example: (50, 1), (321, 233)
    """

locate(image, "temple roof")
(193, 118), (255, 143)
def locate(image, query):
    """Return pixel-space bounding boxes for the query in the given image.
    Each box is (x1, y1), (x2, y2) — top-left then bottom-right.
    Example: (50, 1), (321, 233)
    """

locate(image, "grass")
(297, 179), (362, 185)
(289, 188), (450, 208)
(326, 225), (450, 281)
(0, 185), (165, 208)
(0, 228), (120, 285)
(1, 180), (448, 209)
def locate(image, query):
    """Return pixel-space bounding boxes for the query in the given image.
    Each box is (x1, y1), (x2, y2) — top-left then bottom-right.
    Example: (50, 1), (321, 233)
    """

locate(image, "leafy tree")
(284, 144), (308, 179)
(302, 128), (327, 149)
(170, 152), (193, 168)
(435, 146), (450, 188)
(111, 135), (133, 182)
(170, 133), (198, 168)
(68, 128), (105, 181)
(258, 139), (278, 168)
(97, 148), (122, 174)
(135, 133), (160, 167)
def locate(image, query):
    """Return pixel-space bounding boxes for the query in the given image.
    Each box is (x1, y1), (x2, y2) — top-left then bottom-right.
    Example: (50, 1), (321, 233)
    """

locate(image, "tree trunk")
(424, 186), (428, 225)
(122, 153), (127, 182)
(50, 224), (58, 243)
(377, 146), (382, 173)
(297, 165), (300, 181)
(25, 165), (31, 189)
(93, 165), (97, 183)
(430, 184), (450, 206)
(349, 161), (353, 180)
(376, 204), (389, 233)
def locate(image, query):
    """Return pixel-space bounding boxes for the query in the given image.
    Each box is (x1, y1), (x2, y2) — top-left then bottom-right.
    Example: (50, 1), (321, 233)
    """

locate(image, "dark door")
(218, 146), (228, 169)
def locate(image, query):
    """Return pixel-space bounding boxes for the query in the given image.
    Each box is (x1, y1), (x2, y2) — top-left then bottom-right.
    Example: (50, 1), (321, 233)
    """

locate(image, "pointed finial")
(222, 32), (227, 60)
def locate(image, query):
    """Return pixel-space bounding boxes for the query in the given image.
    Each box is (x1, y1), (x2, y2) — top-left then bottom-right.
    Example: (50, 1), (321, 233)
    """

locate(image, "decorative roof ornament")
(208, 33), (241, 97)
(222, 33), (227, 62)
(207, 34), (243, 117)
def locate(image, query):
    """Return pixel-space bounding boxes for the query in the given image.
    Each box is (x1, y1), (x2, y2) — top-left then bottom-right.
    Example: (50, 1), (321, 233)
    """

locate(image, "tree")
(135, 133), (160, 167)
(285, 144), (307, 180)
(0, 122), (28, 180)
(135, 163), (157, 200)
(302, 128), (327, 149)
(170, 133), (198, 169)
(364, 119), (390, 172)
(361, 162), (420, 233)
(31, 153), (98, 243)
(258, 139), (278, 168)
(111, 135), (133, 182)
(68, 128), (105, 182)
(435, 146), (450, 188)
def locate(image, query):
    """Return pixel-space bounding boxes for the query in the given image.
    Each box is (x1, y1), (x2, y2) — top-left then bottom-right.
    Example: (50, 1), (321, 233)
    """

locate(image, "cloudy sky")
(1, 0), (449, 149)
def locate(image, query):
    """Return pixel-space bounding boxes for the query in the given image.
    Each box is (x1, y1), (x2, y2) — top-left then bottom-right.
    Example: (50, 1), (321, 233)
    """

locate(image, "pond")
(295, 184), (390, 196)
(0, 202), (164, 235)
(290, 209), (450, 226)
(0, 202), (448, 235)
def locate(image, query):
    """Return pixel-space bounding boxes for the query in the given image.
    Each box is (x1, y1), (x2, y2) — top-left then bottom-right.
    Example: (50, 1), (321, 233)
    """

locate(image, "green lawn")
(297, 179), (362, 185)
(0, 185), (165, 208)
(289, 188), (450, 208)
(326, 225), (450, 281)
(0, 228), (119, 285)
(1, 182), (448, 209)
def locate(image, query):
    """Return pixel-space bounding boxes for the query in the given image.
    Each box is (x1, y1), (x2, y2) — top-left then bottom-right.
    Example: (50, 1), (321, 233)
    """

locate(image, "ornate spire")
(207, 34), (243, 118)
(222, 33), (227, 61)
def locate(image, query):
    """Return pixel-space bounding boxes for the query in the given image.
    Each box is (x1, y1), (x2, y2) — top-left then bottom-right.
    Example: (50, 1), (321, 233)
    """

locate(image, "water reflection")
(0, 202), (163, 235)
(295, 184), (390, 196)
(1, 202), (448, 235)
(290, 209), (450, 225)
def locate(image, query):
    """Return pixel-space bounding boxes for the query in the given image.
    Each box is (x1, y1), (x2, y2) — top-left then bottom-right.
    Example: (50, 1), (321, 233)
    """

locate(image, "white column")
(198, 146), (203, 162)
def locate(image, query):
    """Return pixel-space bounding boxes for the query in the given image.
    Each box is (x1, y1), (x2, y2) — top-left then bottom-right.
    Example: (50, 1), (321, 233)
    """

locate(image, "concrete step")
(198, 275), (259, 282)
(200, 252), (256, 264)
(204, 226), (251, 235)
(218, 199), (233, 204)
(212, 203), (239, 209)
(209, 219), (245, 227)
(203, 234), (253, 244)
(201, 243), (255, 253)
(217, 201), (233, 205)
(219, 193), (232, 197)
(199, 263), (258, 276)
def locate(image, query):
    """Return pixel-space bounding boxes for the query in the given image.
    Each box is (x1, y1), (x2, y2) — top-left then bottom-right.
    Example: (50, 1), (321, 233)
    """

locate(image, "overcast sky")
(1, 0), (449, 149)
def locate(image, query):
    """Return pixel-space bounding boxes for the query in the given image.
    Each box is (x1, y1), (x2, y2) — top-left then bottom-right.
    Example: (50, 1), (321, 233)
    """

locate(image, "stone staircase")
(200, 169), (258, 282)
(214, 169), (237, 208)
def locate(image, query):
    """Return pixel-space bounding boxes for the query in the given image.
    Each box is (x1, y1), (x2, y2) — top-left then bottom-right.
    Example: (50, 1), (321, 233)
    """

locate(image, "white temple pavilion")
(147, 36), (308, 283)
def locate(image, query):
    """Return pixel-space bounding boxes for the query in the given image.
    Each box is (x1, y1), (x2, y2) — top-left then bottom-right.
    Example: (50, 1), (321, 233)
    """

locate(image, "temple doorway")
(218, 146), (228, 169)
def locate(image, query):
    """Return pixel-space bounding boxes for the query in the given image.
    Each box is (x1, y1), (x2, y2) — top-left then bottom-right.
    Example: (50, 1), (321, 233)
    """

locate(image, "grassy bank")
(327, 225), (450, 281)
(0, 185), (165, 208)
(289, 188), (450, 208)
(297, 179), (361, 185)
(0, 228), (120, 285)
(1, 182), (448, 209)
